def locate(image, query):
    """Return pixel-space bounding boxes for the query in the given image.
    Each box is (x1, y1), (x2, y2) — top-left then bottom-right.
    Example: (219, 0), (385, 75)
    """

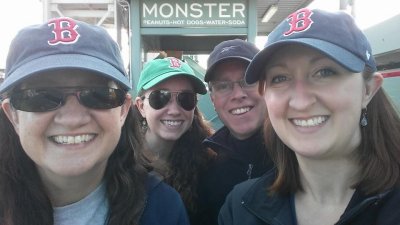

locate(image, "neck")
(145, 131), (175, 161)
(38, 163), (106, 207)
(296, 156), (359, 203)
(294, 156), (360, 225)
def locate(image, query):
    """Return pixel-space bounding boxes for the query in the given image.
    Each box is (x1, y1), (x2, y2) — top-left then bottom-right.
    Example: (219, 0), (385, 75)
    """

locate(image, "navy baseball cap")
(0, 17), (131, 95)
(204, 39), (259, 82)
(246, 8), (377, 84)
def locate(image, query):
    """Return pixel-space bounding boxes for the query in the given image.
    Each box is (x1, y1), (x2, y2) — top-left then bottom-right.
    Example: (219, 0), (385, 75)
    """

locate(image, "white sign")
(141, 1), (248, 28)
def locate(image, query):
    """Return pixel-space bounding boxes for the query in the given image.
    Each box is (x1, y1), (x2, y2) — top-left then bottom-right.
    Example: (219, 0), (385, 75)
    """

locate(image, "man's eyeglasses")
(10, 87), (126, 112)
(208, 79), (257, 96)
(141, 90), (197, 111)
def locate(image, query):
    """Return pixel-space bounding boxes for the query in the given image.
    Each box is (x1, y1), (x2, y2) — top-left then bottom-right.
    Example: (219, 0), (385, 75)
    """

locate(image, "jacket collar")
(241, 169), (396, 225)
(203, 126), (264, 154)
(241, 170), (295, 224)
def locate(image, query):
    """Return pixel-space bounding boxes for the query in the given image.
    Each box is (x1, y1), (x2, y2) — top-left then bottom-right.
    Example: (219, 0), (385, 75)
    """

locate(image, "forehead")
(267, 44), (326, 64)
(18, 69), (115, 89)
(212, 59), (248, 81)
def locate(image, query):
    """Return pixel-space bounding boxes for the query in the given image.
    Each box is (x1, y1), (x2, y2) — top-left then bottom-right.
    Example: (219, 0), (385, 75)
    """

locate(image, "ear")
(135, 96), (146, 118)
(120, 93), (132, 123)
(209, 91), (216, 104)
(362, 72), (383, 108)
(2, 99), (20, 135)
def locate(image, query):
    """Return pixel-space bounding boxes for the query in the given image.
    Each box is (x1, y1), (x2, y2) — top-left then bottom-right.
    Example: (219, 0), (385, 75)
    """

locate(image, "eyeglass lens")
(10, 87), (126, 112)
(210, 79), (257, 95)
(147, 90), (196, 111)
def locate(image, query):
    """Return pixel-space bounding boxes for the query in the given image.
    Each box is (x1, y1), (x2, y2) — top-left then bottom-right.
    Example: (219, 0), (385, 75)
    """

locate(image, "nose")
(230, 82), (248, 100)
(288, 80), (316, 110)
(54, 95), (91, 127)
(165, 95), (182, 115)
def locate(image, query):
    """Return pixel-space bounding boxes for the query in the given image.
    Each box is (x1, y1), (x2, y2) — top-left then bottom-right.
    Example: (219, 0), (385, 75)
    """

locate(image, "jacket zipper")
(247, 164), (254, 179)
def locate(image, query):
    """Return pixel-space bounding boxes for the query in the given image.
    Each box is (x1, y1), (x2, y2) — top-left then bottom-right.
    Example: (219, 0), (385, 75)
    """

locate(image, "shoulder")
(203, 127), (230, 147)
(228, 170), (274, 202)
(140, 173), (190, 225)
(219, 170), (294, 225)
(218, 170), (276, 222)
(145, 172), (184, 206)
(376, 187), (400, 224)
(225, 170), (275, 211)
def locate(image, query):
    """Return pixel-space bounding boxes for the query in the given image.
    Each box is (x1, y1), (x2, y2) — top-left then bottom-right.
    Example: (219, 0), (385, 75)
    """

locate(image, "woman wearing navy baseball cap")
(219, 8), (400, 225)
(0, 18), (189, 225)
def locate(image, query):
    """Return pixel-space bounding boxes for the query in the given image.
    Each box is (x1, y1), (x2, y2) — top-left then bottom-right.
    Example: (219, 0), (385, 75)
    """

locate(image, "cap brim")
(0, 54), (131, 93)
(245, 38), (365, 84)
(204, 56), (251, 82)
(142, 71), (207, 95)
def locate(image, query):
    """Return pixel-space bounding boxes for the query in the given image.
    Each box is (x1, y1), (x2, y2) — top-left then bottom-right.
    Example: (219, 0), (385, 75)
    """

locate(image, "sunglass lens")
(11, 89), (63, 112)
(148, 90), (171, 110)
(177, 92), (196, 111)
(79, 88), (125, 109)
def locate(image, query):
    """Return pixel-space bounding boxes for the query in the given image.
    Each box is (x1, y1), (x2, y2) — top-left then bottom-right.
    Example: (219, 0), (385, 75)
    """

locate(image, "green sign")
(141, 0), (248, 28)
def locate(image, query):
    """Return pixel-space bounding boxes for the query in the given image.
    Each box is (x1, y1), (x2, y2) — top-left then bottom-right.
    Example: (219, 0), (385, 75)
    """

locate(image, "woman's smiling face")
(136, 76), (196, 142)
(2, 69), (131, 183)
(263, 45), (372, 159)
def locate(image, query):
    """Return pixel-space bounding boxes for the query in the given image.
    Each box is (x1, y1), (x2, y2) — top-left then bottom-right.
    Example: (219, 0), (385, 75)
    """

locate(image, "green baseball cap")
(136, 57), (207, 95)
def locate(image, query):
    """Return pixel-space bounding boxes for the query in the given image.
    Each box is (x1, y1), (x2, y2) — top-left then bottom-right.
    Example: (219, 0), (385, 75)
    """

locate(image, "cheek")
(251, 92), (267, 109)
(264, 91), (285, 119)
(17, 112), (46, 130)
(211, 95), (224, 109)
(185, 110), (195, 122)
(142, 103), (155, 118)
(325, 83), (364, 115)
(143, 108), (162, 128)
(16, 113), (50, 147)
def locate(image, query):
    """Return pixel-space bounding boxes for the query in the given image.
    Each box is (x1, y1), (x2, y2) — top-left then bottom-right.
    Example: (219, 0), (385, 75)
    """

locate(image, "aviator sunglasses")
(9, 87), (126, 112)
(141, 90), (197, 111)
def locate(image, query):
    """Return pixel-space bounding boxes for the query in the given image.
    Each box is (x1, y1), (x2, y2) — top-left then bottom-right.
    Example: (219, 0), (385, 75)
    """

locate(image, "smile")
(292, 116), (328, 127)
(51, 134), (95, 144)
(161, 120), (183, 126)
(230, 107), (251, 115)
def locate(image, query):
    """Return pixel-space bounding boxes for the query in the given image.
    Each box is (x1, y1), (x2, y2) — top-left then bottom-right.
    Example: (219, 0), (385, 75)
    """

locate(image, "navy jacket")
(194, 127), (274, 225)
(219, 170), (400, 225)
(140, 173), (190, 225)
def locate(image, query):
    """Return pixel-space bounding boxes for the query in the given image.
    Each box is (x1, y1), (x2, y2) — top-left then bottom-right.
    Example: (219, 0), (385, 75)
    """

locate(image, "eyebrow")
(310, 55), (327, 64)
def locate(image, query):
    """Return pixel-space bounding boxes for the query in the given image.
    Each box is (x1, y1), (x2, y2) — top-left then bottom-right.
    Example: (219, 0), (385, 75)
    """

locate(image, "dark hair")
(259, 69), (400, 196)
(133, 105), (214, 216)
(0, 105), (148, 225)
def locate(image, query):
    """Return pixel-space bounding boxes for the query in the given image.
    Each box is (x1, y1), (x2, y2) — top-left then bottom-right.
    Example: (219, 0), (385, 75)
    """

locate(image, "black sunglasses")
(141, 90), (197, 111)
(10, 87), (126, 112)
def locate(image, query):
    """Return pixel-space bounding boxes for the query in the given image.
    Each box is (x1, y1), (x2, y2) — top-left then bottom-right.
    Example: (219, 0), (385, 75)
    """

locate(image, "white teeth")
(52, 134), (95, 144)
(231, 107), (251, 115)
(162, 120), (183, 126)
(293, 116), (327, 127)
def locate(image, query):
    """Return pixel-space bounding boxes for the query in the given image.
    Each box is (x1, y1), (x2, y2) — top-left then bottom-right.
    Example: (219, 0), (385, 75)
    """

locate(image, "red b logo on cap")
(284, 8), (314, 36)
(48, 17), (80, 45)
(169, 57), (182, 68)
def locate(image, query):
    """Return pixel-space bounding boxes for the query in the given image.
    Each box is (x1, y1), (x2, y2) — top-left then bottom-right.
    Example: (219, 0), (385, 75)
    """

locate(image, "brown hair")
(259, 70), (400, 195)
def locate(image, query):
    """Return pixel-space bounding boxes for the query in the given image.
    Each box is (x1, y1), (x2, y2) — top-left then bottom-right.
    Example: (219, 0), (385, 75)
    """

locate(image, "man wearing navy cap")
(194, 39), (274, 225)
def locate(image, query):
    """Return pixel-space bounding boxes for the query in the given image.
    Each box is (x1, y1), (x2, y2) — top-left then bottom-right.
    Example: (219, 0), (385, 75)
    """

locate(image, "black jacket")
(219, 170), (400, 225)
(193, 127), (274, 225)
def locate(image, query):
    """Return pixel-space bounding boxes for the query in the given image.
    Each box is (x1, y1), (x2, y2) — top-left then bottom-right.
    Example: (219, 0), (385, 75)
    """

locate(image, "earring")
(141, 119), (148, 130)
(360, 108), (368, 127)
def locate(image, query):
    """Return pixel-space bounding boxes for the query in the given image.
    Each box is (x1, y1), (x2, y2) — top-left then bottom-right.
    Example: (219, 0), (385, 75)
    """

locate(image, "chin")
(161, 134), (182, 141)
(234, 125), (257, 135)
